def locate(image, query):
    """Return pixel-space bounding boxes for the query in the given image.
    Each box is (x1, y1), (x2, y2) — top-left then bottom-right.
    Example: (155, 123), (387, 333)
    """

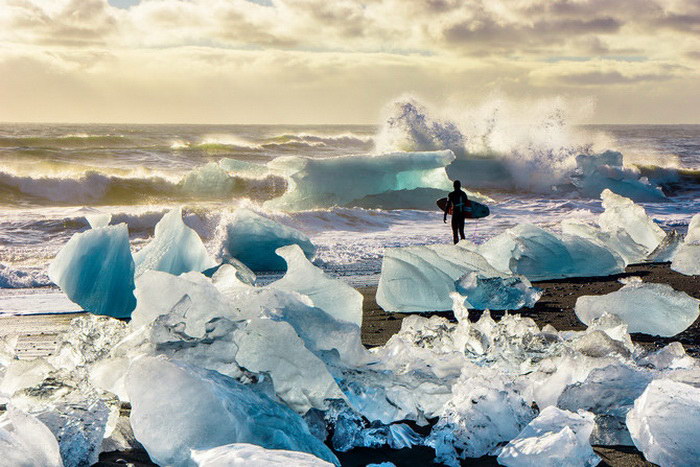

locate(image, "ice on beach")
(271, 245), (363, 325)
(264, 150), (455, 210)
(647, 229), (684, 263)
(48, 223), (136, 318)
(626, 379), (700, 466)
(376, 244), (501, 312)
(192, 443), (334, 466)
(223, 208), (316, 271)
(575, 282), (700, 337)
(598, 189), (665, 254)
(134, 207), (216, 276)
(560, 220), (647, 265)
(126, 356), (339, 466)
(671, 213), (700, 275)
(0, 406), (63, 467)
(497, 406), (599, 467)
(455, 272), (542, 310)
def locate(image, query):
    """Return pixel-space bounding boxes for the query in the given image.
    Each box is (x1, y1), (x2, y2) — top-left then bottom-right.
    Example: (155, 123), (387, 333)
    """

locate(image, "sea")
(1, 117), (699, 312)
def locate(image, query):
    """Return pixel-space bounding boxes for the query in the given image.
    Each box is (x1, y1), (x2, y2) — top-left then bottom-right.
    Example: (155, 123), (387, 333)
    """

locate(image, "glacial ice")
(497, 406), (600, 467)
(179, 162), (236, 197)
(126, 356), (339, 466)
(192, 443), (334, 466)
(264, 150), (455, 210)
(647, 229), (684, 262)
(455, 272), (542, 310)
(560, 220), (648, 265)
(0, 406), (64, 467)
(271, 245), (363, 325)
(626, 379), (700, 466)
(85, 212), (111, 229)
(133, 207), (217, 276)
(598, 189), (665, 254)
(48, 223), (136, 318)
(671, 213), (700, 275)
(223, 208), (316, 271)
(575, 282), (700, 337)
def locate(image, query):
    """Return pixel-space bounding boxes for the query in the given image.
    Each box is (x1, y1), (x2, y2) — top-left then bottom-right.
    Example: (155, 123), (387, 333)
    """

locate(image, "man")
(443, 180), (470, 244)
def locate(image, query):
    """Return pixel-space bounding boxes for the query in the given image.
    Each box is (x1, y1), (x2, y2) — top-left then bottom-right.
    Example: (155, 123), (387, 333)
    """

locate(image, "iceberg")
(497, 406), (600, 467)
(48, 223), (136, 318)
(0, 406), (63, 467)
(598, 189), (665, 255)
(270, 245), (363, 325)
(126, 356), (339, 466)
(222, 208), (316, 271)
(264, 150), (455, 210)
(192, 443), (334, 466)
(671, 213), (700, 275)
(626, 379), (700, 466)
(134, 207), (217, 276)
(455, 272), (542, 310)
(575, 282), (700, 337)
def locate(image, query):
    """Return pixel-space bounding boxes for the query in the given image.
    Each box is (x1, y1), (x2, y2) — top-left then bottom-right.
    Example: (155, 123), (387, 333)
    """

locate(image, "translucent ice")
(671, 213), (700, 275)
(126, 356), (339, 466)
(133, 207), (216, 276)
(223, 208), (316, 271)
(598, 189), (665, 255)
(48, 223), (136, 318)
(575, 282), (700, 337)
(192, 443), (334, 466)
(626, 379), (700, 466)
(0, 405), (63, 467)
(270, 245), (363, 325)
(264, 150), (455, 210)
(85, 212), (111, 229)
(179, 162), (236, 197)
(647, 229), (683, 263)
(497, 406), (600, 467)
(560, 220), (647, 266)
(455, 272), (542, 310)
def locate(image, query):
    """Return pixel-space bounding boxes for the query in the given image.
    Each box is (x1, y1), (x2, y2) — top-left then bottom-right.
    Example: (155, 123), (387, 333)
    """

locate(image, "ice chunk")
(0, 406), (63, 467)
(192, 443), (334, 466)
(497, 406), (600, 467)
(264, 150), (455, 210)
(376, 244), (502, 312)
(270, 245), (363, 325)
(48, 223), (136, 318)
(671, 213), (700, 275)
(575, 282), (700, 337)
(455, 272), (542, 310)
(647, 229), (683, 262)
(134, 207), (217, 276)
(179, 162), (236, 197)
(561, 220), (648, 265)
(598, 189), (665, 254)
(223, 208), (316, 271)
(126, 356), (339, 466)
(626, 379), (700, 466)
(85, 212), (111, 229)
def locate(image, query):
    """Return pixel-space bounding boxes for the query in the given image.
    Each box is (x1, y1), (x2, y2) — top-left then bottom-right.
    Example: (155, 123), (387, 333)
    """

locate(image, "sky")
(0, 0), (699, 124)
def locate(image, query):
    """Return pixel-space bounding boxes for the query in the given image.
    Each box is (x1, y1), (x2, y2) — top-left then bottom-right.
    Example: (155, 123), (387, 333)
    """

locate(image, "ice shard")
(455, 272), (542, 310)
(598, 189), (665, 255)
(48, 223), (136, 318)
(671, 213), (700, 275)
(0, 406), (63, 467)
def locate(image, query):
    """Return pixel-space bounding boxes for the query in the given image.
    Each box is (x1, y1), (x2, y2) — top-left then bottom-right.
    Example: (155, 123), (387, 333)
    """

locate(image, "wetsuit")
(445, 190), (470, 244)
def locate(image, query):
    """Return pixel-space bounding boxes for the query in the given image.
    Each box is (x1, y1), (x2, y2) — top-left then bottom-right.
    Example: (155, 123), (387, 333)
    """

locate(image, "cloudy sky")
(1, 0), (699, 124)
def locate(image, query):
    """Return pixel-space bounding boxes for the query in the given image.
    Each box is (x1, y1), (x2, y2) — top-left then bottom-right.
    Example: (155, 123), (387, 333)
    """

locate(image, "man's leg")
(451, 216), (459, 244)
(459, 216), (466, 241)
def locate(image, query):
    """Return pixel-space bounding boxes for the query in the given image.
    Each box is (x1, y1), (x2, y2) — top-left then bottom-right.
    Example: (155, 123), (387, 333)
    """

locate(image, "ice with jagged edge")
(497, 406), (600, 467)
(222, 208), (316, 271)
(672, 213), (700, 275)
(133, 207), (217, 276)
(626, 379), (700, 466)
(264, 150), (455, 210)
(0, 405), (64, 467)
(48, 223), (136, 318)
(192, 443), (334, 466)
(455, 272), (542, 310)
(598, 189), (665, 255)
(575, 282), (700, 337)
(126, 356), (339, 466)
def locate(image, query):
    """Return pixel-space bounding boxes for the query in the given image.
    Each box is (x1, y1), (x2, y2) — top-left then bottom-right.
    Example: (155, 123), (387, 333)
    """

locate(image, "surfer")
(443, 180), (470, 244)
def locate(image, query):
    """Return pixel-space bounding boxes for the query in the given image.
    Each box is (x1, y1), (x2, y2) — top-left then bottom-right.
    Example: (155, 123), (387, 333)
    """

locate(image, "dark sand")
(96, 262), (698, 466)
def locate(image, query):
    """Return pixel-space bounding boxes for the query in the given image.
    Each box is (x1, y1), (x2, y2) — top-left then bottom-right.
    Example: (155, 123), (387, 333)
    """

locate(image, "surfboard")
(437, 197), (490, 219)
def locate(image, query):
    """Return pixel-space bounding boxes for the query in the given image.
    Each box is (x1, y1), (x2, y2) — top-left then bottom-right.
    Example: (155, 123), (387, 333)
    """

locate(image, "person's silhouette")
(443, 180), (470, 244)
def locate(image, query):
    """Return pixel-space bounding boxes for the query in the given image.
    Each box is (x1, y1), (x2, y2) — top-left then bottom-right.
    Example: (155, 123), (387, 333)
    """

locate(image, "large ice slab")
(598, 189), (665, 254)
(264, 150), (455, 210)
(133, 207), (216, 276)
(0, 406), (64, 467)
(270, 245), (363, 325)
(671, 213), (700, 275)
(48, 223), (136, 318)
(497, 406), (600, 467)
(626, 379), (700, 466)
(192, 443), (334, 466)
(126, 356), (339, 466)
(561, 220), (648, 265)
(223, 208), (316, 271)
(455, 272), (542, 310)
(575, 282), (700, 337)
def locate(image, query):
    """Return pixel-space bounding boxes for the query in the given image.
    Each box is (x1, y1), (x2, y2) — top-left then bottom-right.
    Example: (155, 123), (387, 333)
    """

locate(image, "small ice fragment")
(575, 282), (700, 337)
(455, 272), (542, 310)
(191, 443), (334, 466)
(0, 405), (63, 467)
